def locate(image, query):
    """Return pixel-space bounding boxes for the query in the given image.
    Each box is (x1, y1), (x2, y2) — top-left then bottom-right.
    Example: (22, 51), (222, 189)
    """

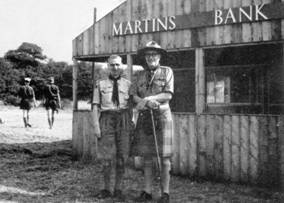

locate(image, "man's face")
(108, 57), (123, 78)
(145, 50), (161, 70)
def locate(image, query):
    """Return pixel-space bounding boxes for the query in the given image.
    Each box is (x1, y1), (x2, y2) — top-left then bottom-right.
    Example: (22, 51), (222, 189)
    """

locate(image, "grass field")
(0, 105), (283, 202)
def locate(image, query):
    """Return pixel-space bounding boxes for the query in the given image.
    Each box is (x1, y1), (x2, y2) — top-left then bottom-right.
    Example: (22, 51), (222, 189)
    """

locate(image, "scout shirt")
(131, 65), (174, 109)
(93, 77), (131, 111)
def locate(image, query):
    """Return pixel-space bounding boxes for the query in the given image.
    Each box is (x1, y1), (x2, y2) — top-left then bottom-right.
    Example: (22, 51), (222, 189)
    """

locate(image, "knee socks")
(114, 157), (125, 190)
(103, 160), (112, 191)
(143, 159), (153, 194)
(162, 158), (171, 194)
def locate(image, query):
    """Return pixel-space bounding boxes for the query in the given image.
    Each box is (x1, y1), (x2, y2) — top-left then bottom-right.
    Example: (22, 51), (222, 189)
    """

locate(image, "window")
(204, 44), (282, 114)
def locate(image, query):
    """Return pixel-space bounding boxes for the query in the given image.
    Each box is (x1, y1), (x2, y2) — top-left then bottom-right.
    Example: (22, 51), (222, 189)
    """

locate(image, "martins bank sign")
(112, 2), (284, 36)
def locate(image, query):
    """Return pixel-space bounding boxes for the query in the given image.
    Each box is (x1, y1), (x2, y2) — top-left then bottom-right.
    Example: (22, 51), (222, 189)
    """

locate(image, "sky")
(0, 0), (125, 64)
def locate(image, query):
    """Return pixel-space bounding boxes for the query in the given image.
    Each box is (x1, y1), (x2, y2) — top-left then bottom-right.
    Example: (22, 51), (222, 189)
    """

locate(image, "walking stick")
(150, 109), (163, 195)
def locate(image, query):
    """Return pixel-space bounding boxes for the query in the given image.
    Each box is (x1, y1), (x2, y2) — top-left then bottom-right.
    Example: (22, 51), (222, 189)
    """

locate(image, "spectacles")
(110, 63), (120, 67)
(145, 52), (160, 57)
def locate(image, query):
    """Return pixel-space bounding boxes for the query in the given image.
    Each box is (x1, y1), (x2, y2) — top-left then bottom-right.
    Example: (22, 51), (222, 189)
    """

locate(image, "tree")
(4, 42), (46, 67)
(1, 42), (74, 105)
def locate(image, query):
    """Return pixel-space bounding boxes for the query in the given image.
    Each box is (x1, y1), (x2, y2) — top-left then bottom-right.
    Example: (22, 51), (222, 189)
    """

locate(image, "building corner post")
(195, 48), (205, 114)
(73, 59), (78, 111)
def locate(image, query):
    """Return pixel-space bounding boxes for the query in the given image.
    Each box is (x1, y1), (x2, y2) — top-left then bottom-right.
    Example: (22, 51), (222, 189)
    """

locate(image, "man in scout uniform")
(43, 76), (61, 129)
(18, 77), (36, 127)
(131, 41), (174, 203)
(92, 55), (132, 201)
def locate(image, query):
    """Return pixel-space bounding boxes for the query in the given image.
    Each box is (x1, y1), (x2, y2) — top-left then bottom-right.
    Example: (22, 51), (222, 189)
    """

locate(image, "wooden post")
(195, 48), (205, 114)
(127, 54), (133, 81)
(91, 62), (95, 110)
(73, 59), (78, 111)
(93, 8), (97, 24)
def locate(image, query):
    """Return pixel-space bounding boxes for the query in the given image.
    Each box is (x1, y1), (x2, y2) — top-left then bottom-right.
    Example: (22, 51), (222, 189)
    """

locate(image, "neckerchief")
(109, 75), (121, 106)
(146, 67), (158, 90)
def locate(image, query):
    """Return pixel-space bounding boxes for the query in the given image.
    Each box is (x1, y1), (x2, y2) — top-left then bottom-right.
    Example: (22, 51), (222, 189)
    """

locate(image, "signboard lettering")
(112, 2), (284, 36)
(113, 16), (176, 36)
(215, 4), (268, 25)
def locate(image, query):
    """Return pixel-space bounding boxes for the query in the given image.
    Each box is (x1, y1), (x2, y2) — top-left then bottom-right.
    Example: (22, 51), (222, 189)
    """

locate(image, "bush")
(4, 95), (20, 106)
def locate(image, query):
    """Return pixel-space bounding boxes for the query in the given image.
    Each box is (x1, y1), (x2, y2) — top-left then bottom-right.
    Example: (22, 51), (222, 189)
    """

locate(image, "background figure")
(43, 77), (61, 129)
(18, 77), (36, 127)
(92, 55), (132, 201)
(131, 41), (174, 203)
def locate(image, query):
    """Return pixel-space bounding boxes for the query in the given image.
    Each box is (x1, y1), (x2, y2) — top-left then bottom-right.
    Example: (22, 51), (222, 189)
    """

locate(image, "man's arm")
(57, 87), (62, 109)
(92, 81), (101, 138)
(92, 104), (101, 138)
(144, 92), (172, 103)
(32, 88), (37, 107)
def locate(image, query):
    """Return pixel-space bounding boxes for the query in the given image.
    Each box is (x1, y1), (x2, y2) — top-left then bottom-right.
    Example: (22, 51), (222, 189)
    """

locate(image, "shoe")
(26, 123), (32, 127)
(157, 193), (170, 203)
(135, 191), (152, 202)
(113, 189), (125, 201)
(95, 189), (112, 199)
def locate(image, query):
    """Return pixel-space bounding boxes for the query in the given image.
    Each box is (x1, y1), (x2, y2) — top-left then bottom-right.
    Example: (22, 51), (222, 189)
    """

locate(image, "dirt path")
(0, 106), (72, 144)
(0, 106), (283, 202)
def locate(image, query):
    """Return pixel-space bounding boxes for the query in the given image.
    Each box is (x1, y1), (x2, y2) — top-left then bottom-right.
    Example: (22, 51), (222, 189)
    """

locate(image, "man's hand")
(94, 125), (101, 140)
(146, 100), (160, 109)
(95, 131), (101, 140)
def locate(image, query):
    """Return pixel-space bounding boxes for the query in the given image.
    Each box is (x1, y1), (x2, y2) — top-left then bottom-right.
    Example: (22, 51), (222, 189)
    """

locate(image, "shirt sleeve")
(92, 81), (100, 105)
(164, 67), (174, 94)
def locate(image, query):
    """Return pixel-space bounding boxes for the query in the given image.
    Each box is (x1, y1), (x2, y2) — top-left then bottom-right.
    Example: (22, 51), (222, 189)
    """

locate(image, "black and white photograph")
(0, 0), (284, 202)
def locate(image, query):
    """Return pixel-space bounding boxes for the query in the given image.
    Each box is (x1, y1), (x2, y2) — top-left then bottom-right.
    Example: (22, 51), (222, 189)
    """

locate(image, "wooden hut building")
(72, 0), (284, 188)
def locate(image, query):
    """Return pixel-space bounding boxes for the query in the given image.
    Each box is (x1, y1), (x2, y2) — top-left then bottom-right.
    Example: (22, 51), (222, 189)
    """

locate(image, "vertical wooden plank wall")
(172, 113), (281, 187)
(240, 116), (249, 183)
(179, 114), (190, 175)
(72, 111), (97, 160)
(197, 114), (207, 177)
(189, 114), (197, 175)
(231, 115), (240, 182)
(249, 116), (259, 183)
(206, 115), (215, 178)
(172, 114), (180, 173)
(223, 115), (232, 180)
(280, 116), (284, 191)
(282, 0), (284, 40)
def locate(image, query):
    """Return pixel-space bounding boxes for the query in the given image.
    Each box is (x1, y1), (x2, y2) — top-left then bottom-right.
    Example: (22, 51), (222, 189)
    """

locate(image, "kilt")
(19, 99), (33, 110)
(97, 109), (133, 161)
(131, 108), (173, 158)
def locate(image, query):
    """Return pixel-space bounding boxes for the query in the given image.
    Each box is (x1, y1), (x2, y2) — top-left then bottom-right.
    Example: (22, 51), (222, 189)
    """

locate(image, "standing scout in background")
(43, 77), (61, 129)
(18, 77), (36, 128)
(92, 55), (132, 201)
(131, 41), (174, 203)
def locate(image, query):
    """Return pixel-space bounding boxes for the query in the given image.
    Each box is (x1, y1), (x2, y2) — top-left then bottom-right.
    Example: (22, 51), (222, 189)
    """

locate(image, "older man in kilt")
(92, 55), (132, 201)
(131, 41), (174, 203)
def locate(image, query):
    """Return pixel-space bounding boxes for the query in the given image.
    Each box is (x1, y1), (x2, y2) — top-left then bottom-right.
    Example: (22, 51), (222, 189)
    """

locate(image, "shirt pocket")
(101, 86), (113, 105)
(119, 84), (129, 106)
(152, 78), (166, 93)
